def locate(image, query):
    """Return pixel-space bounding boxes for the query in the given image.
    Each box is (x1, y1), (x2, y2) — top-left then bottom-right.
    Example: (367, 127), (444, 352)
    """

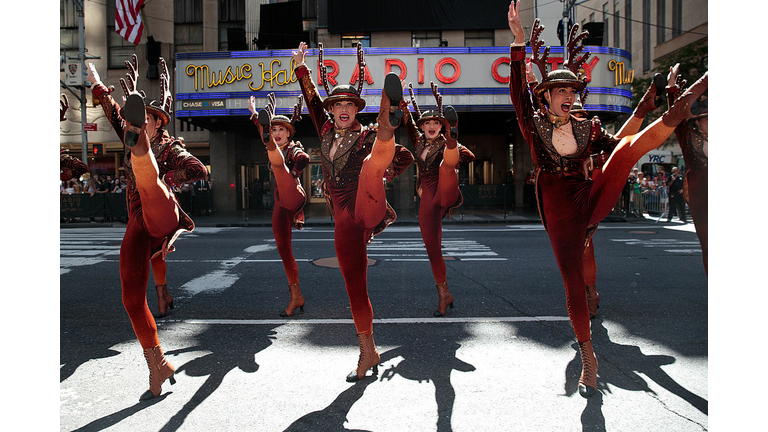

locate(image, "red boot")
(140, 345), (176, 401)
(346, 333), (380, 382)
(155, 284), (174, 318)
(280, 283), (305, 317)
(434, 282), (455, 317)
(578, 340), (598, 398)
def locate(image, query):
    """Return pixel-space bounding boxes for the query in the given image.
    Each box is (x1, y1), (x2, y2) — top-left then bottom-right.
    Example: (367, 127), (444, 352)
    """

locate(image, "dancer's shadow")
(70, 394), (170, 432)
(565, 318), (707, 430)
(283, 379), (375, 432)
(377, 333), (476, 432)
(60, 319), (126, 383)
(156, 324), (279, 432)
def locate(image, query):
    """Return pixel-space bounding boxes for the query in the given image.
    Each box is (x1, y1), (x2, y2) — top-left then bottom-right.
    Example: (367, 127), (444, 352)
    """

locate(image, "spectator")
(666, 166), (687, 222)
(524, 170), (536, 208)
(72, 178), (83, 194)
(82, 174), (96, 196)
(64, 178), (76, 195)
(179, 181), (193, 213)
(634, 172), (645, 215)
(194, 175), (211, 215)
(98, 175), (111, 193)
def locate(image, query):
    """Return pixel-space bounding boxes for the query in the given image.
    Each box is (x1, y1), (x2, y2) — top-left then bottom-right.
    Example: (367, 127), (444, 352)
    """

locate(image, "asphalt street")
(59, 222), (708, 431)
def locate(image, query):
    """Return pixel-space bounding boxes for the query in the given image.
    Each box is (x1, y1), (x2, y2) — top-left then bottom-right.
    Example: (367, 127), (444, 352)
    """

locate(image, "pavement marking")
(161, 316), (571, 325)
(611, 237), (702, 253)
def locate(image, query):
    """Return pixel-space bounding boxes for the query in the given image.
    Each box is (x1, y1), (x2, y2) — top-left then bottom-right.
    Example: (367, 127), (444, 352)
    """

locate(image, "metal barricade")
(629, 185), (669, 221)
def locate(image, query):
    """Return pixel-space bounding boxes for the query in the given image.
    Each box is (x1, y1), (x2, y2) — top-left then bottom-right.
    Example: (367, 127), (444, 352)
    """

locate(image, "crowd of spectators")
(618, 165), (689, 221)
(60, 173), (128, 196)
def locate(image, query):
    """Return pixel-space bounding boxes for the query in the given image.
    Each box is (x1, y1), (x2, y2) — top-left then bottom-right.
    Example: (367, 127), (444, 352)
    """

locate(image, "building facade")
(60, 0), (707, 214)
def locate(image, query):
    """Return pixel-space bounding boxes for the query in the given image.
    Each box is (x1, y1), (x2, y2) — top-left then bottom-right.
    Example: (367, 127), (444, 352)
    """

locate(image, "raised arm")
(508, 10), (537, 146)
(87, 62), (129, 143)
(665, 63), (690, 143)
(292, 42), (331, 137)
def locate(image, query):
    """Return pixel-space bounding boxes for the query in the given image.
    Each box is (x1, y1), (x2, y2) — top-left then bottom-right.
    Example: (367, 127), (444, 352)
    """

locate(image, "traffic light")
(92, 143), (104, 156)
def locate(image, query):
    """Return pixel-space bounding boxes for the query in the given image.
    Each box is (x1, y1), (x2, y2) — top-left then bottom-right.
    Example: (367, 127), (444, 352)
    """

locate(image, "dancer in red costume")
(87, 55), (207, 400)
(60, 94), (89, 183)
(667, 64), (708, 274)
(507, 0), (708, 397)
(403, 82), (474, 316)
(249, 93), (310, 316)
(292, 42), (414, 381)
(523, 58), (662, 320)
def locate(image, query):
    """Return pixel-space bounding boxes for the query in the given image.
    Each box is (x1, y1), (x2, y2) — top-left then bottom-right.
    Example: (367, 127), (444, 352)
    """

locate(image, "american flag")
(115, 0), (145, 46)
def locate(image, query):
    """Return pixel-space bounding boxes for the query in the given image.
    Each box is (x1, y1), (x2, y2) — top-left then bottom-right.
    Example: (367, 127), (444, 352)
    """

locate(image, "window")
(219, 0), (246, 51)
(106, 2), (136, 69)
(465, 30), (494, 47)
(412, 30), (441, 48)
(672, 0), (682, 37)
(657, 0), (666, 43)
(60, 0), (78, 71)
(625, 0), (632, 52)
(342, 33), (370, 48)
(643, 0), (651, 72)
(175, 0), (204, 54)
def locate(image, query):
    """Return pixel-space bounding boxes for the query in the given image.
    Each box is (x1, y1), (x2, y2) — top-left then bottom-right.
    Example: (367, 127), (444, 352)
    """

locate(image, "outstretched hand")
(292, 42), (307, 68)
(86, 63), (100, 86)
(508, 1), (525, 44)
(248, 95), (257, 116)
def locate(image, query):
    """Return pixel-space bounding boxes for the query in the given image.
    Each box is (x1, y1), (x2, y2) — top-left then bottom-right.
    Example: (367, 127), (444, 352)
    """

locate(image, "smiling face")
(270, 124), (291, 146)
(331, 100), (358, 129)
(421, 119), (443, 140)
(544, 86), (579, 117)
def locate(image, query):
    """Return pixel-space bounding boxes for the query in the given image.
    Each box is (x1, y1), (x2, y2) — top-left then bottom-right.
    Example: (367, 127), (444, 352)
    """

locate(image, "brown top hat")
(533, 69), (588, 98)
(322, 85), (366, 111)
(416, 110), (443, 128)
(270, 114), (295, 136)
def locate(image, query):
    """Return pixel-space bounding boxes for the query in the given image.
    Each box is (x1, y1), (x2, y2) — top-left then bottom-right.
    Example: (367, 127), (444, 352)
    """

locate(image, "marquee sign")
(175, 46), (634, 118)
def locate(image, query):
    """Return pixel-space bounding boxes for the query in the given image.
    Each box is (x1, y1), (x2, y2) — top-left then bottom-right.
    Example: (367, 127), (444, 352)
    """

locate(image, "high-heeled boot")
(140, 345), (176, 401)
(578, 340), (598, 398)
(346, 333), (380, 382)
(586, 285), (600, 319)
(434, 282), (455, 317)
(662, 72), (708, 127)
(155, 284), (174, 318)
(279, 283), (305, 317)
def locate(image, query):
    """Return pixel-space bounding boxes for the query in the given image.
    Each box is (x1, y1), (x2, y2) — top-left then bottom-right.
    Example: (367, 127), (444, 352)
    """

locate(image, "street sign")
(84, 123), (97, 131)
(66, 62), (83, 86)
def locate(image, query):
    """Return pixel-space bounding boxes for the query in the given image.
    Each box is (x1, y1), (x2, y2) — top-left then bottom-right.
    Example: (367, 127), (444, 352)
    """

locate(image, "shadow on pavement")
(378, 337), (476, 432)
(157, 324), (279, 432)
(563, 318), (707, 431)
(71, 394), (170, 431)
(283, 379), (375, 432)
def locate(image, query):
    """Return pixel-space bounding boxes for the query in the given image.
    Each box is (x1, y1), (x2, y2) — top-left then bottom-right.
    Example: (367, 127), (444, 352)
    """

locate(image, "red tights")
(330, 137), (395, 335)
(120, 133), (180, 349)
(269, 148), (306, 285)
(685, 170), (708, 274)
(419, 148), (461, 284)
(540, 119), (675, 342)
